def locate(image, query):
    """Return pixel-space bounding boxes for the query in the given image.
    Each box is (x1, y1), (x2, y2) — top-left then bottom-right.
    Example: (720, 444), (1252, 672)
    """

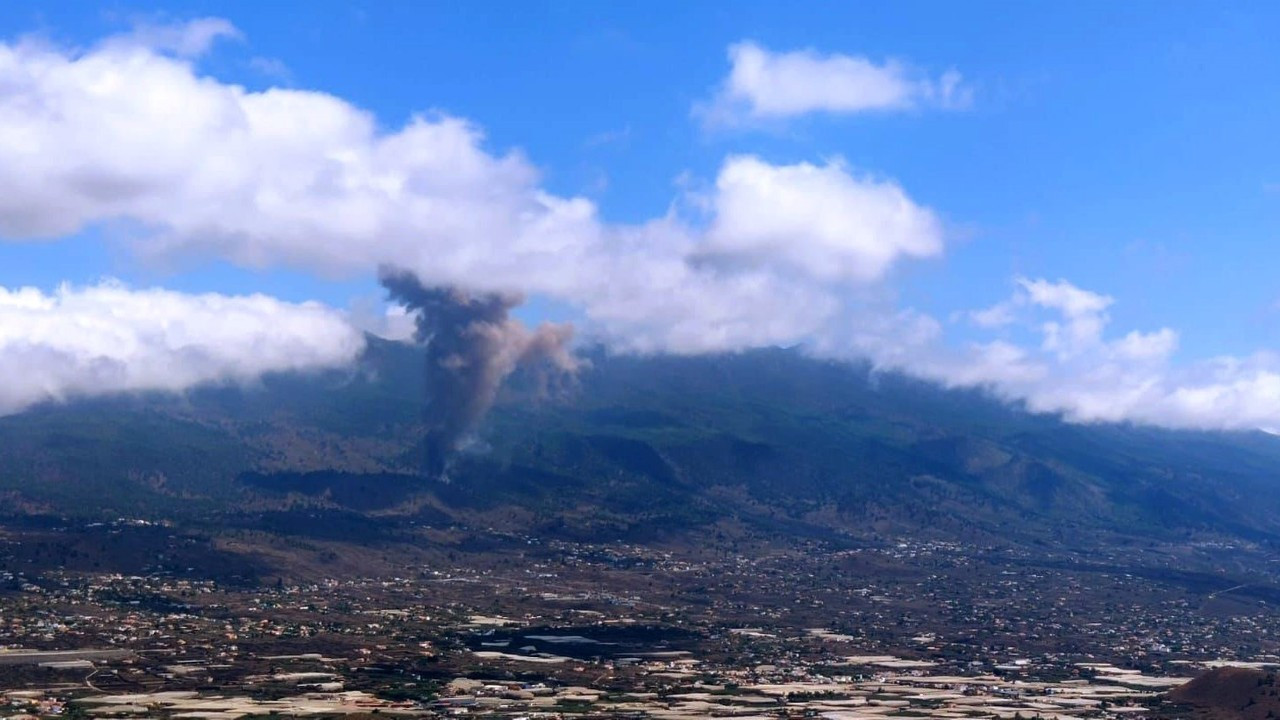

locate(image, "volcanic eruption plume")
(380, 268), (579, 478)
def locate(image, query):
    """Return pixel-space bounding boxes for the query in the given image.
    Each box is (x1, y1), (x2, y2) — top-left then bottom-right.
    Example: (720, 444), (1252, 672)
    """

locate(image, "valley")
(0, 347), (1278, 719)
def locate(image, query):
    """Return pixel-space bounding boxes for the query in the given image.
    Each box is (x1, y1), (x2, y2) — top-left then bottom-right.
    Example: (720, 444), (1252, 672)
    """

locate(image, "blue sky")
(1, 2), (1279, 428)
(5, 2), (1280, 353)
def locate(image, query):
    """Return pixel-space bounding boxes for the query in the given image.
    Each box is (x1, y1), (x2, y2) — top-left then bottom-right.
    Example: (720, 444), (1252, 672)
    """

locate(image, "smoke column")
(380, 268), (579, 478)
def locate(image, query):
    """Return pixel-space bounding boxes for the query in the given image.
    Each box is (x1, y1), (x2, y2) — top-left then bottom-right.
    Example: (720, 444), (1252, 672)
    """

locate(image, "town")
(0, 531), (1275, 719)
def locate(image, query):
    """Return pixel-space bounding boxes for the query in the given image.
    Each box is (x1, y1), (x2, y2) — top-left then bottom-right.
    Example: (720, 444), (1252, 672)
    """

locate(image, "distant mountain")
(2, 336), (1280, 555)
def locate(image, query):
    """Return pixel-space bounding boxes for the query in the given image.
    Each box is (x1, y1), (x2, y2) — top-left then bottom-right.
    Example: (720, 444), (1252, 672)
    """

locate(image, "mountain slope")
(1165, 667), (1280, 719)
(1, 338), (1279, 554)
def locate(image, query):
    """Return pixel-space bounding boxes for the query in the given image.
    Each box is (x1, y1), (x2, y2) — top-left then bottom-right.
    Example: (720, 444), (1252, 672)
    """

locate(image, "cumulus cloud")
(697, 41), (970, 127)
(830, 276), (1280, 431)
(0, 281), (365, 415)
(4, 22), (1280, 434)
(0, 27), (943, 357)
(1017, 277), (1114, 358)
(704, 156), (942, 282)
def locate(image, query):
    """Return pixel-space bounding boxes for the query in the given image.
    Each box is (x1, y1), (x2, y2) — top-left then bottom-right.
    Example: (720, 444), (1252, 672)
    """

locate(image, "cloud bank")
(842, 278), (1280, 432)
(0, 22), (1277, 434)
(0, 24), (943, 358)
(0, 281), (364, 415)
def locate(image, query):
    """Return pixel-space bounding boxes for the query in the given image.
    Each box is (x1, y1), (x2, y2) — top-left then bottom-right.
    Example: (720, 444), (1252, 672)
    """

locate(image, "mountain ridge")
(0, 338), (1278, 561)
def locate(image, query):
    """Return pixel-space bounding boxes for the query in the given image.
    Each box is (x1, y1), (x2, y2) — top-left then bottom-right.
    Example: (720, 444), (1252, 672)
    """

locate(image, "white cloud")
(697, 41), (970, 127)
(0, 28), (943, 358)
(114, 17), (242, 58)
(6, 23), (1280, 434)
(966, 301), (1017, 329)
(1017, 277), (1113, 358)
(1017, 277), (1112, 316)
(0, 281), (364, 414)
(832, 277), (1280, 431)
(380, 305), (419, 342)
(704, 155), (943, 283)
(963, 278), (1116, 355)
(248, 56), (292, 82)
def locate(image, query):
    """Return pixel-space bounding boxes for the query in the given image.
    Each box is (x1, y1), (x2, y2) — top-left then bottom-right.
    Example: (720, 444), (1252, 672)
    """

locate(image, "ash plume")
(380, 268), (579, 478)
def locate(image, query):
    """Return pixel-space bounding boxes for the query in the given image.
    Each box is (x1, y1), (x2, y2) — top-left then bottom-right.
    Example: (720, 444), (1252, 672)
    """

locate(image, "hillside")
(0, 338), (1279, 579)
(1165, 667), (1280, 719)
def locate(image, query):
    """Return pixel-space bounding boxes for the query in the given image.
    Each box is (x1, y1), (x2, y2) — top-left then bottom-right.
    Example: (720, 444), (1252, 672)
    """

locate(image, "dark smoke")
(380, 268), (579, 479)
